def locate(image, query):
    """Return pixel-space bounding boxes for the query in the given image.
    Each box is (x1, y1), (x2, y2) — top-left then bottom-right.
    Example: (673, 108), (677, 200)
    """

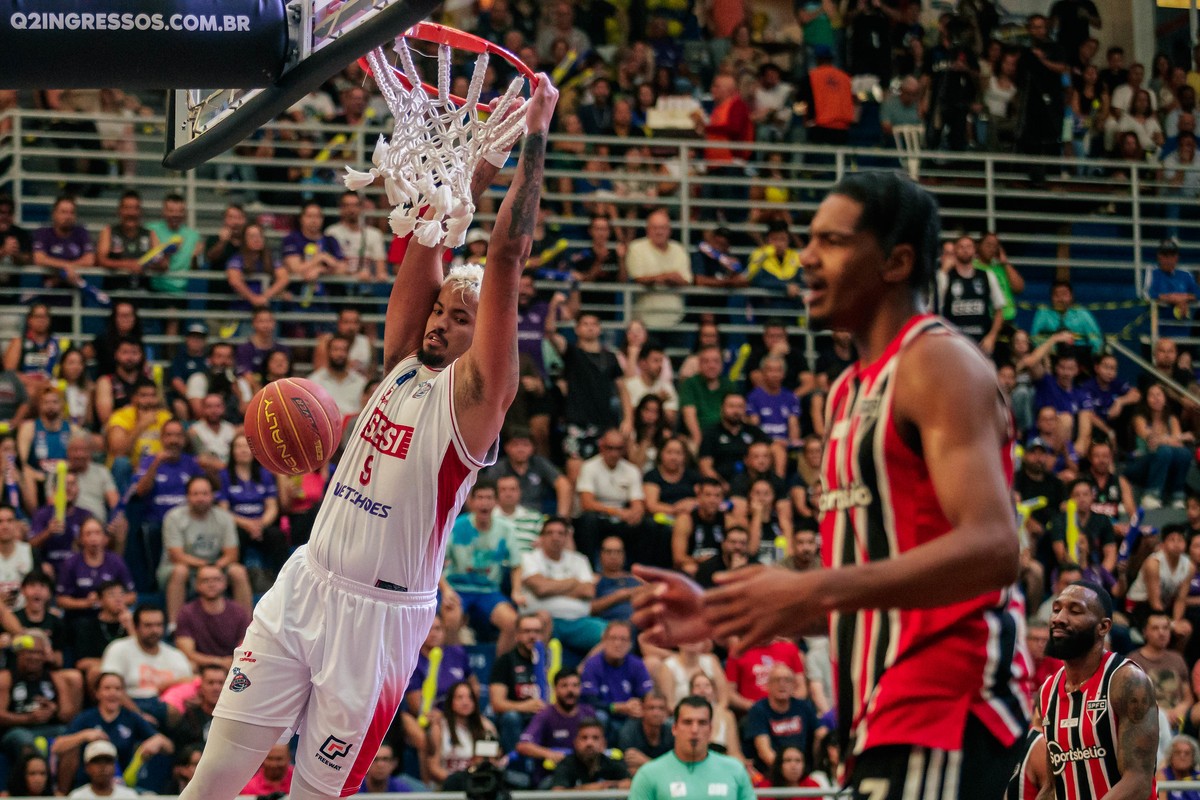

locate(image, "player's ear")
(881, 243), (915, 285)
(1096, 617), (1112, 640)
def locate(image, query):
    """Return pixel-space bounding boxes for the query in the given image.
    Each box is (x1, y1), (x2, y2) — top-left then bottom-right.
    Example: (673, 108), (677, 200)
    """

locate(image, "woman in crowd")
(627, 395), (673, 473)
(1117, 89), (1165, 156)
(425, 681), (496, 787)
(745, 476), (793, 564)
(58, 348), (95, 432)
(257, 348), (294, 391)
(90, 301), (146, 378)
(219, 434), (287, 585)
(4, 303), (60, 381)
(642, 437), (701, 523)
(1159, 734), (1200, 800)
(655, 639), (730, 709)
(225, 223), (289, 313)
(767, 745), (830, 793)
(1126, 383), (1194, 509)
(3, 753), (53, 797)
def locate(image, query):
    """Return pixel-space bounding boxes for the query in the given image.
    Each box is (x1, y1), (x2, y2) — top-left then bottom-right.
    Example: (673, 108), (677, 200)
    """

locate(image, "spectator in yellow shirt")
(746, 221), (803, 314)
(104, 378), (172, 469)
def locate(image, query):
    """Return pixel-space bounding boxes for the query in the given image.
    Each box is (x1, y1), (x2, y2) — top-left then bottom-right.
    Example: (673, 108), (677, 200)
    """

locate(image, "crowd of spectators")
(2, 0), (1200, 795)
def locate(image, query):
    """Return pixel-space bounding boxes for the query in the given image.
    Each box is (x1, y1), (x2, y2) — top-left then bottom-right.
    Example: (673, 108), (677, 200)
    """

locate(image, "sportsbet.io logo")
(317, 735), (352, 771)
(1046, 739), (1107, 775)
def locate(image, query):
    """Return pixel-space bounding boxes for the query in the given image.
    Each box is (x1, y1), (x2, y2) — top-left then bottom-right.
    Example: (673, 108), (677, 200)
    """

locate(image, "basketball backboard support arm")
(163, 0), (441, 170)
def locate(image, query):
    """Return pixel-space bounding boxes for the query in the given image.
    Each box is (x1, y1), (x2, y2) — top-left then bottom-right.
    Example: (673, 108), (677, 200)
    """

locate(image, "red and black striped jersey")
(1039, 652), (1156, 800)
(820, 314), (1031, 758)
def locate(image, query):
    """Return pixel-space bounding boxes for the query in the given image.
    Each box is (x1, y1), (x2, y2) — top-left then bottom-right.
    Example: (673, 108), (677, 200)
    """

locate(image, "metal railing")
(2, 107), (1197, 351)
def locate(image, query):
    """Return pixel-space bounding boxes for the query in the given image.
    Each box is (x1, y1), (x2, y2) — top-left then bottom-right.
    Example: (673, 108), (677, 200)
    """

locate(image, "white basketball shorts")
(212, 545), (436, 797)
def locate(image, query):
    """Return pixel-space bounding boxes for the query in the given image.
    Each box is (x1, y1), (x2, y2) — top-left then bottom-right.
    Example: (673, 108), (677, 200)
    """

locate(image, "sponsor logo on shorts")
(317, 735), (352, 770)
(1047, 740), (1107, 775)
(229, 667), (251, 693)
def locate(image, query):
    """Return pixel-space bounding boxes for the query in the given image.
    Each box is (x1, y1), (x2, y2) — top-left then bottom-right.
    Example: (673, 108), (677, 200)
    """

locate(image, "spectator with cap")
(1013, 436), (1066, 575)
(1145, 238), (1198, 318)
(69, 739), (138, 798)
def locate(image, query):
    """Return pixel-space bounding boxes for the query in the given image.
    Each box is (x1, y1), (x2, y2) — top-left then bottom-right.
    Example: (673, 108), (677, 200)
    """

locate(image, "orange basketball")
(244, 378), (343, 476)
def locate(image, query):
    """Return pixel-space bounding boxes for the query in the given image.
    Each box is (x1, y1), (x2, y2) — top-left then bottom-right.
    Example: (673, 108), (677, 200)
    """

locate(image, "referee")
(629, 696), (755, 800)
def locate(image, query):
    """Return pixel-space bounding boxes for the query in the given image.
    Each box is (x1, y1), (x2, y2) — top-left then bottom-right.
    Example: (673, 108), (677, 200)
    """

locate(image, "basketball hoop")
(342, 23), (536, 249)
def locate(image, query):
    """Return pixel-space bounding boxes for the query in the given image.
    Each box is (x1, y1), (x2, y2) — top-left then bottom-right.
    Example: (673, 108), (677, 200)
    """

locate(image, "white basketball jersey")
(307, 355), (497, 593)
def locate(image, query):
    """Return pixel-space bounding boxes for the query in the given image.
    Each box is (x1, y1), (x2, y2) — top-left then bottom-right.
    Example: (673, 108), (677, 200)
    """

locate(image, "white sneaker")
(1142, 494), (1163, 510)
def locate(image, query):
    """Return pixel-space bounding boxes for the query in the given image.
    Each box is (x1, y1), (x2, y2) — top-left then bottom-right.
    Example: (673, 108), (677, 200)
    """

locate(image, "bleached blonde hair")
(443, 263), (483, 301)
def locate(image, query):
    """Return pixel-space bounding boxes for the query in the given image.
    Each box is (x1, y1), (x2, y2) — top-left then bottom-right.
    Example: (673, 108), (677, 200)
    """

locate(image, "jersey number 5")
(359, 455), (374, 485)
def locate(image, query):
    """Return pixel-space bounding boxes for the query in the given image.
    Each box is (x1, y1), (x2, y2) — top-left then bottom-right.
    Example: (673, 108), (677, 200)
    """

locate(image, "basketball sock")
(287, 770), (342, 800)
(179, 717), (290, 800)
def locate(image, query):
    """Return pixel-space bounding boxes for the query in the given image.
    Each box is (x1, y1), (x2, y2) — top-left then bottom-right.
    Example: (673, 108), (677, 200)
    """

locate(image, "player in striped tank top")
(633, 173), (1030, 799)
(1040, 581), (1158, 800)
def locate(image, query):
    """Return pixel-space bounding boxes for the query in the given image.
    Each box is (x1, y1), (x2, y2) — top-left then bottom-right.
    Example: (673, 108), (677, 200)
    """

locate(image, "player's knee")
(170, 564), (191, 582)
(225, 563), (249, 583)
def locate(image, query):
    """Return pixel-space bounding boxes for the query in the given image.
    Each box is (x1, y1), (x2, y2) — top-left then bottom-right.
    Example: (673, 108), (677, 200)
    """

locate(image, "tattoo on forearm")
(508, 133), (546, 240)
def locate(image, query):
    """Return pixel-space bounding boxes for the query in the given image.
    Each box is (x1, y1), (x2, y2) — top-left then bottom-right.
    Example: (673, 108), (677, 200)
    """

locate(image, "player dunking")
(1038, 581), (1157, 800)
(632, 172), (1030, 799)
(181, 77), (559, 800)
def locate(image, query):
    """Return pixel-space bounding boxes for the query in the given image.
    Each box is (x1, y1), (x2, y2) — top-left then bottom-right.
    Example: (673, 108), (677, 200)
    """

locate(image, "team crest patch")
(412, 380), (433, 399)
(1086, 699), (1108, 723)
(229, 667), (251, 693)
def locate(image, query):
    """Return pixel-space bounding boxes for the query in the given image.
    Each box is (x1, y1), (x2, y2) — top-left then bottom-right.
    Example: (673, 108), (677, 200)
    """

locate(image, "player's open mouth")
(805, 280), (827, 303)
(426, 333), (445, 347)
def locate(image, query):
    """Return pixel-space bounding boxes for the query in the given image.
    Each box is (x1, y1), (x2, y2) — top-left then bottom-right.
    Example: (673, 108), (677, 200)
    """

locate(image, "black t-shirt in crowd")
(490, 647), (542, 703)
(923, 43), (979, 111)
(847, 8), (893, 82)
(699, 422), (772, 484)
(549, 753), (629, 789)
(644, 468), (702, 510)
(15, 608), (68, 654)
(72, 616), (127, 661)
(561, 343), (622, 428)
(1048, 0), (1098, 59)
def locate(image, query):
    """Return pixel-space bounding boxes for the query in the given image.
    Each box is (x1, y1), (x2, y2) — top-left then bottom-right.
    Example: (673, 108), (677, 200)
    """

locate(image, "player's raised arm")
(454, 77), (559, 457)
(382, 147), (512, 372)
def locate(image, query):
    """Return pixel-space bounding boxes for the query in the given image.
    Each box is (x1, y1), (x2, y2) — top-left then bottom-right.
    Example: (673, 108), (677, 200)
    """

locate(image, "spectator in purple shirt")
(233, 308), (290, 381)
(31, 196), (94, 296)
(1076, 352), (1141, 452)
(1023, 332), (1085, 445)
(517, 668), (594, 781)
(745, 355), (803, 476)
(128, 419), (201, 592)
(54, 518), (135, 620)
(280, 202), (345, 328)
(28, 472), (93, 575)
(404, 612), (474, 711)
(580, 620), (654, 741)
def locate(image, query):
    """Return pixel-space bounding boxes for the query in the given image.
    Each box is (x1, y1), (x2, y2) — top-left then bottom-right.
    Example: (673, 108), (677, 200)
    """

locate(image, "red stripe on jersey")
(339, 681), (405, 796)
(821, 314), (1026, 756)
(424, 442), (473, 567)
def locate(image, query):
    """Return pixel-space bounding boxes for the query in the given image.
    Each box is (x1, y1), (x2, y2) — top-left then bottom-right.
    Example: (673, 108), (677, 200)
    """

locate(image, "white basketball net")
(342, 39), (528, 249)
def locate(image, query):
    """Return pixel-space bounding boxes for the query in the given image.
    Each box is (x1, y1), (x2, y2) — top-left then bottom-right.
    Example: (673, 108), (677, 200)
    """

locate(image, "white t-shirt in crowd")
(521, 548), (594, 620)
(308, 368), (368, 417)
(100, 637), (193, 699)
(575, 456), (644, 509)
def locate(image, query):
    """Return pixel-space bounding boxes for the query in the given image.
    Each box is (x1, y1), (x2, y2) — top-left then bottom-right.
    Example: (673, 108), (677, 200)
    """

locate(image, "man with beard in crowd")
(1039, 581), (1158, 798)
(96, 191), (156, 293)
(517, 668), (595, 782)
